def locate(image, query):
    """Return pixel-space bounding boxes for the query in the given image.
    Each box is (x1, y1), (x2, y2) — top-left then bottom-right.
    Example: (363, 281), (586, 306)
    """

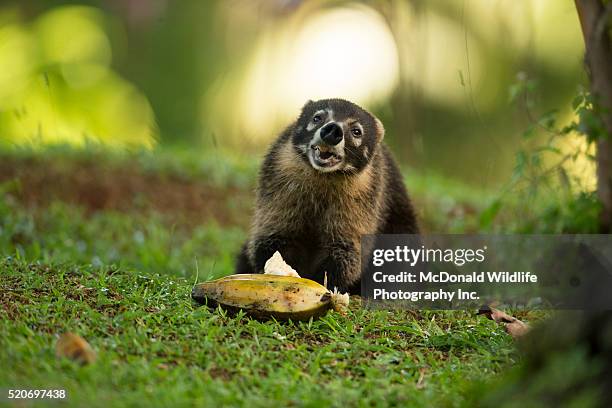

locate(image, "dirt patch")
(0, 156), (253, 227)
(208, 366), (234, 381)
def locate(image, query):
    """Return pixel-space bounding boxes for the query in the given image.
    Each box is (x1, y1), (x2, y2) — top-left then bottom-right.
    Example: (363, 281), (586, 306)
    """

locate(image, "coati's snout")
(320, 122), (343, 145)
(310, 122), (345, 170)
(293, 98), (384, 174)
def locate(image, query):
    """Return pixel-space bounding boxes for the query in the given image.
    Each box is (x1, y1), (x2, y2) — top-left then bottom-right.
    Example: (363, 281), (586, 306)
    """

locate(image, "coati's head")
(292, 99), (385, 173)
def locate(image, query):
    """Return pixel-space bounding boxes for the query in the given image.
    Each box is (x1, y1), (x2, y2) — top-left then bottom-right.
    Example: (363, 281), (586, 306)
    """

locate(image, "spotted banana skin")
(192, 274), (334, 321)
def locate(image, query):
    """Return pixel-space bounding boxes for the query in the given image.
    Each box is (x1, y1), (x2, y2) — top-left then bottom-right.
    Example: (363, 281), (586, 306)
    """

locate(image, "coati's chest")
(254, 139), (382, 240)
(261, 169), (379, 238)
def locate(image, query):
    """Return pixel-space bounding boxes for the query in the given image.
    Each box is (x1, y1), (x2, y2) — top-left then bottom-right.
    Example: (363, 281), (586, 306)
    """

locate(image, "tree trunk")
(575, 0), (612, 232)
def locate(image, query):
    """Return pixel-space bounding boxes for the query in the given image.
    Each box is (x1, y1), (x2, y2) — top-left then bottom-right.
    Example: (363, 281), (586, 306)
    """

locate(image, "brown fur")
(236, 99), (418, 293)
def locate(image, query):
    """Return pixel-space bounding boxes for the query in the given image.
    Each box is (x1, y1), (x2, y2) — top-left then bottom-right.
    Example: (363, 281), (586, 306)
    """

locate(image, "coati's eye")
(351, 128), (362, 137)
(312, 114), (322, 123)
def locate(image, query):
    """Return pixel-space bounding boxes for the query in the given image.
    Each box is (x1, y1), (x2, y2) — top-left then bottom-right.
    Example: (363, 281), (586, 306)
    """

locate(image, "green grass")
(0, 143), (260, 190)
(1, 258), (518, 407)
(0, 199), (244, 280)
(0, 145), (554, 406)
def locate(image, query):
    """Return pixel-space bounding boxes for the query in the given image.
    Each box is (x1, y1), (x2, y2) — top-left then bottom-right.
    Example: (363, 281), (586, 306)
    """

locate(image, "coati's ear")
(301, 100), (314, 112)
(374, 117), (385, 141)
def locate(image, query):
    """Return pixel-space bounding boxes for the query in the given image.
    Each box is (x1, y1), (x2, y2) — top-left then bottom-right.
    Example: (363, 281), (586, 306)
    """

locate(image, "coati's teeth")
(312, 145), (339, 158)
(311, 144), (342, 167)
(312, 145), (333, 153)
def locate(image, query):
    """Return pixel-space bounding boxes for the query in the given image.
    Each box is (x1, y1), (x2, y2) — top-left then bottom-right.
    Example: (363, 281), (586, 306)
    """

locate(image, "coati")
(235, 99), (419, 293)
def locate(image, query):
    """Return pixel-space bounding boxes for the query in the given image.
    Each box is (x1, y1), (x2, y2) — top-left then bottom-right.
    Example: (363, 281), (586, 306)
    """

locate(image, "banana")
(191, 274), (348, 320)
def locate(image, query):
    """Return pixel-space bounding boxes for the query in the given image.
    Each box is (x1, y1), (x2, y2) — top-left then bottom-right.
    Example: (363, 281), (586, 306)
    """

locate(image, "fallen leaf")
(55, 332), (96, 365)
(477, 306), (530, 339)
(415, 368), (427, 389)
(505, 319), (530, 338)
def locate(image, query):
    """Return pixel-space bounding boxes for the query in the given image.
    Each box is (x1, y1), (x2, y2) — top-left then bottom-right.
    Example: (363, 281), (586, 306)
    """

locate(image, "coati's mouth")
(310, 144), (343, 171)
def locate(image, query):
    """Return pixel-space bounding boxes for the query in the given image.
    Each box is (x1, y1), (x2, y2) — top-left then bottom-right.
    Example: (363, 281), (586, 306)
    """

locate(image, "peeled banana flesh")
(191, 274), (349, 321)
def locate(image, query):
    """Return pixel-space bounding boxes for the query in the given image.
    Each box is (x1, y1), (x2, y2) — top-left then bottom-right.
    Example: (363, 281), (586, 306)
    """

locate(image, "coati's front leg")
(314, 240), (361, 294)
(235, 242), (254, 274)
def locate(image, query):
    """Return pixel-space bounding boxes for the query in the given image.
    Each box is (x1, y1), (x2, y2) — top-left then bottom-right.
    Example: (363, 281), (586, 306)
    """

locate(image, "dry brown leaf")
(505, 319), (530, 338)
(477, 306), (530, 339)
(415, 368), (427, 389)
(55, 332), (96, 365)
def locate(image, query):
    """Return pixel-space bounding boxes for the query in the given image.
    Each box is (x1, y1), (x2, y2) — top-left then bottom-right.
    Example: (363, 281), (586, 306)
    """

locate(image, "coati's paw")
(312, 269), (349, 294)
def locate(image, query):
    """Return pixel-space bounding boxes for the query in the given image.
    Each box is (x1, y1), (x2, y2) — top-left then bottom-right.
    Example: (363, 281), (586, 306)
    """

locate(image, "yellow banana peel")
(192, 274), (349, 320)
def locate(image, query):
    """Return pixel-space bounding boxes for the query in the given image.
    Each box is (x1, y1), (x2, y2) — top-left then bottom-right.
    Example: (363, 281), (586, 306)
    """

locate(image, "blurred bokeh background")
(1, 4), (608, 404)
(0, 0), (590, 187)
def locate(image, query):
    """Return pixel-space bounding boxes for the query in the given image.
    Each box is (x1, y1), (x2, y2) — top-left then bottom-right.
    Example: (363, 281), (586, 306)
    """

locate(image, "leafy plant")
(480, 75), (603, 233)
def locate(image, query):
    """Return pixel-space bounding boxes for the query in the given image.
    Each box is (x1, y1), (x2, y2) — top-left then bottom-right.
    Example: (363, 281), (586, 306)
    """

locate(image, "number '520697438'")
(7, 389), (66, 399)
